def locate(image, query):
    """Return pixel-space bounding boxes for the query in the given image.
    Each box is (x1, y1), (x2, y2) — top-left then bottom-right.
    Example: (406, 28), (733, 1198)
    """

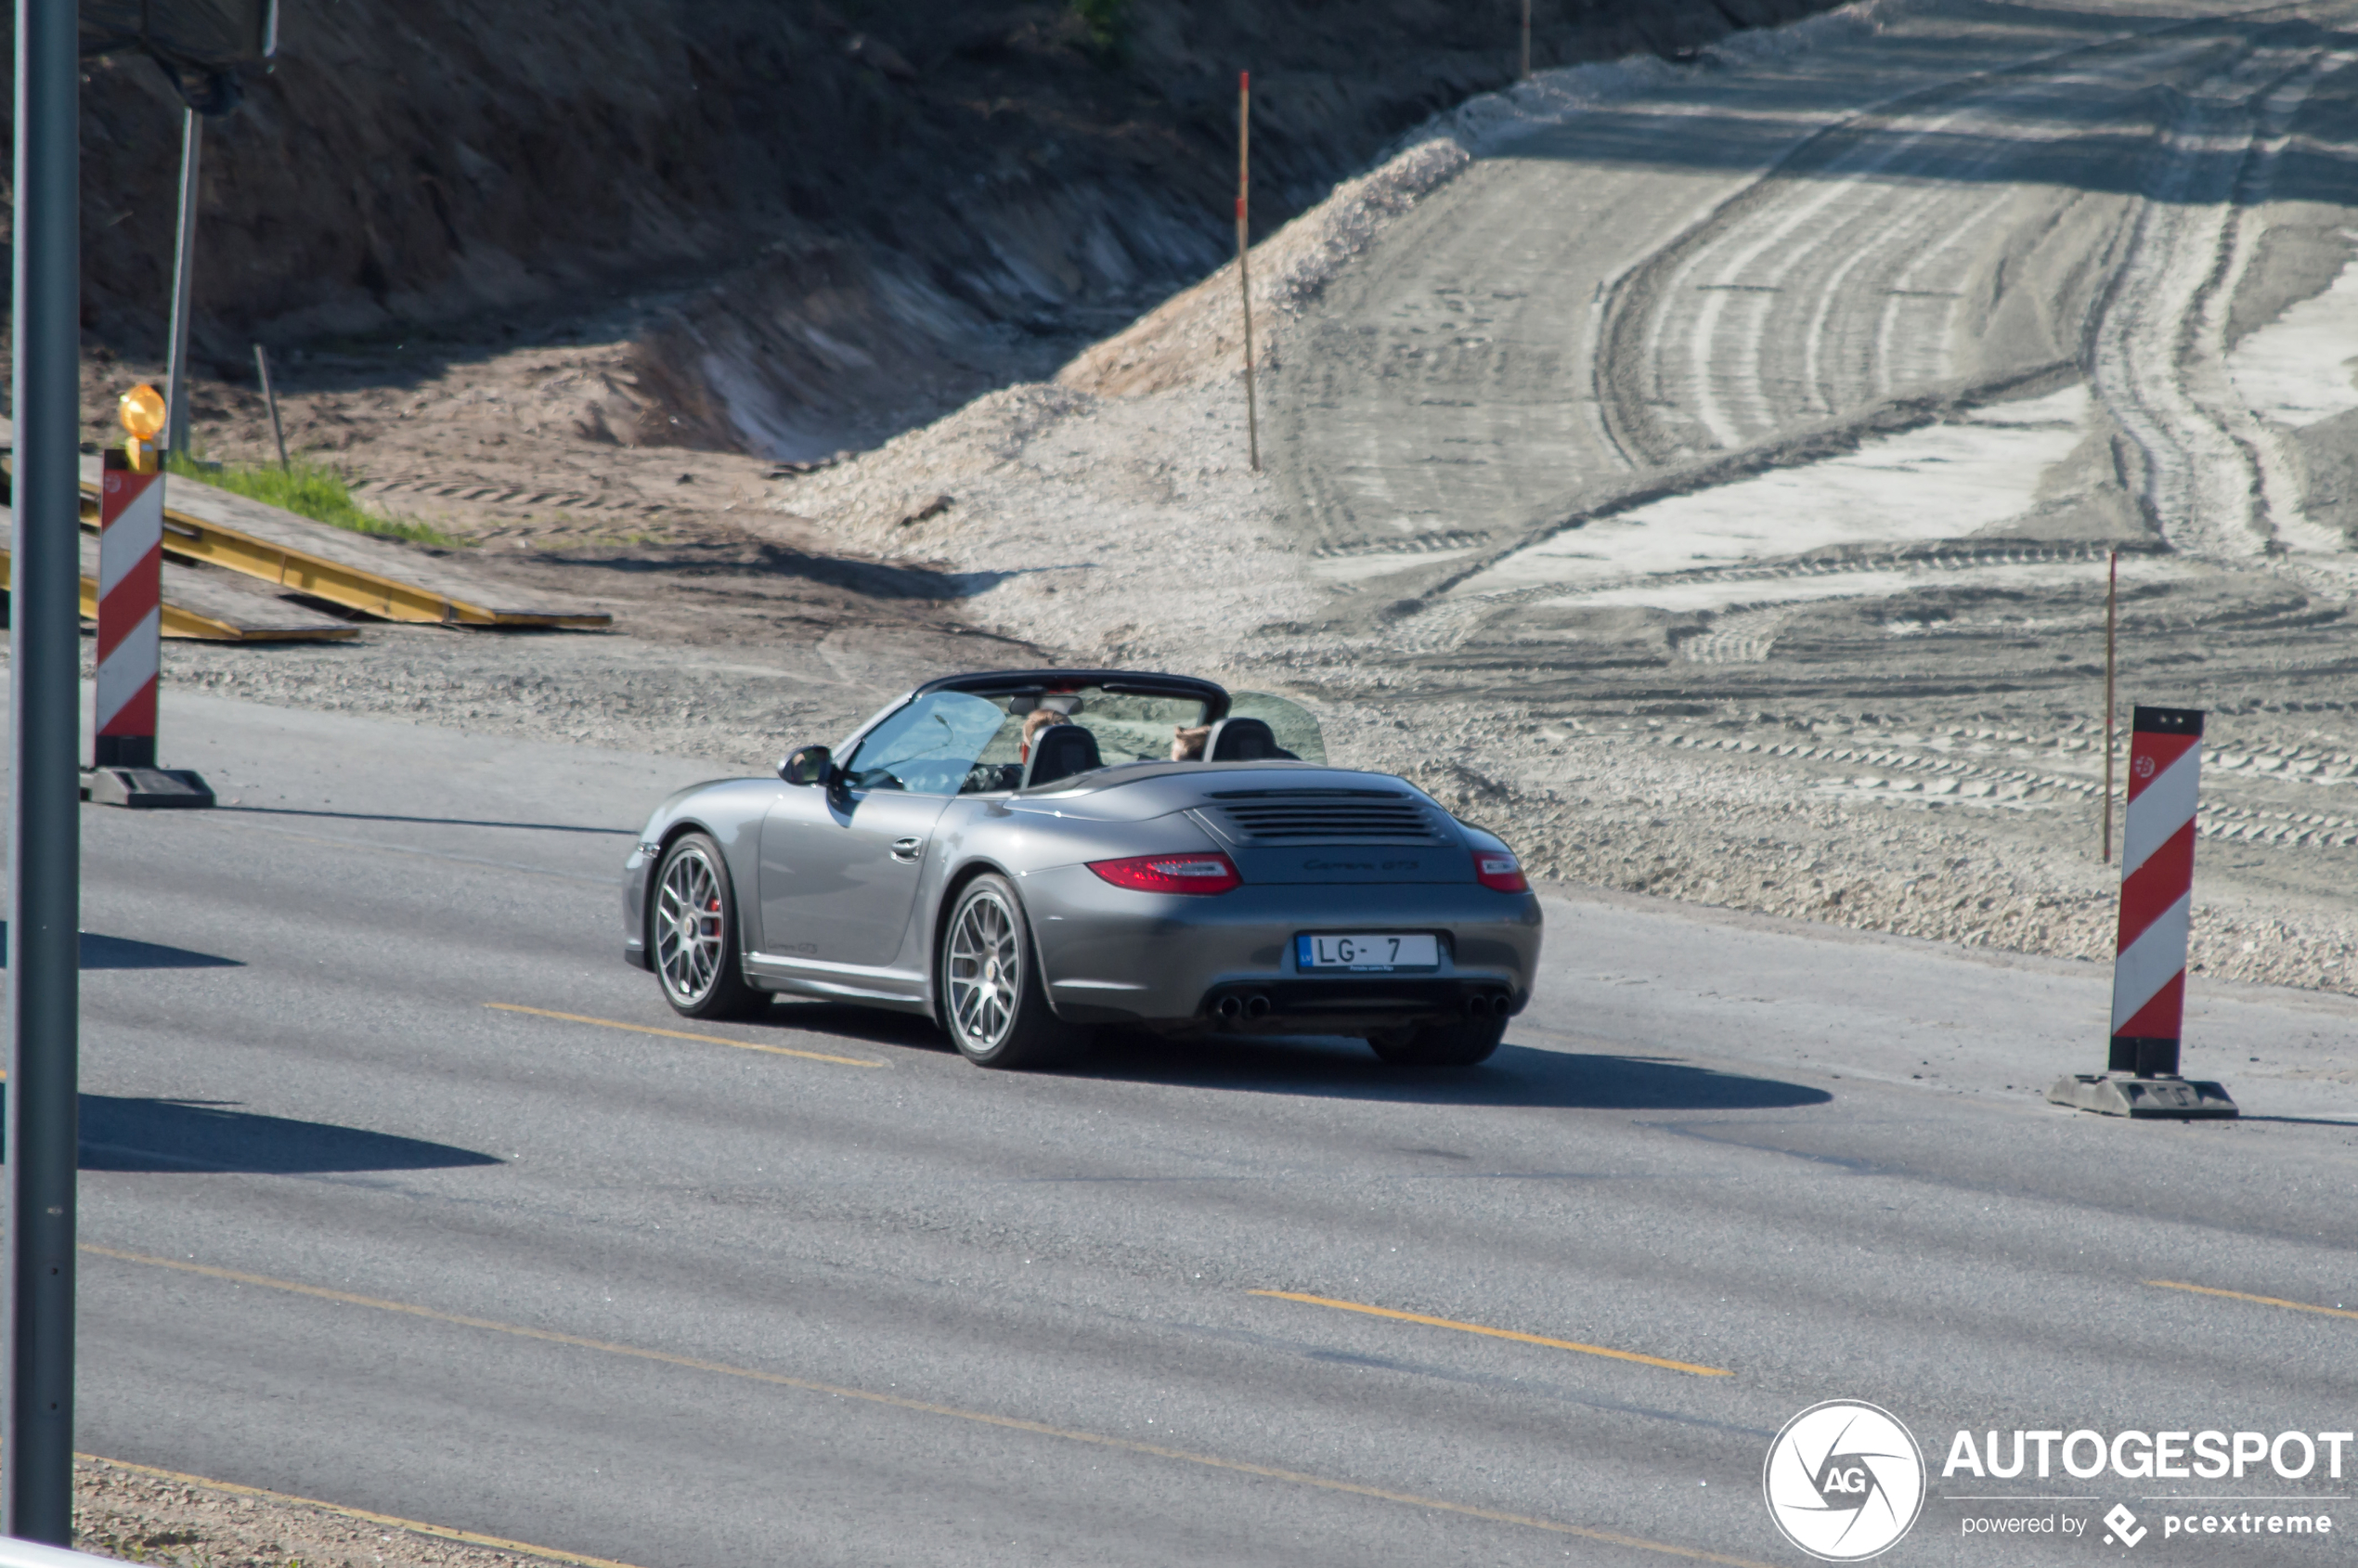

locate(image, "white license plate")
(1297, 933), (1439, 971)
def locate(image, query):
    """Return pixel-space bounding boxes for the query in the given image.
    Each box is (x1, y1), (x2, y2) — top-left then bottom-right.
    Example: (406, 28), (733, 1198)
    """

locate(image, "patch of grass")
(1069, 0), (1130, 58)
(165, 454), (473, 549)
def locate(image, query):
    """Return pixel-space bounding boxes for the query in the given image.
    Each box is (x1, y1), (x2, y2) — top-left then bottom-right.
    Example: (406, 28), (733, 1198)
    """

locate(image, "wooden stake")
(2103, 547), (2118, 863)
(253, 343), (289, 472)
(1522, 0), (1533, 79)
(1237, 70), (1260, 475)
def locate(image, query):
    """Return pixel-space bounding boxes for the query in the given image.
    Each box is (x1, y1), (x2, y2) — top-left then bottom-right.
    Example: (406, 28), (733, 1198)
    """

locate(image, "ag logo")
(1763, 1400), (1925, 1561)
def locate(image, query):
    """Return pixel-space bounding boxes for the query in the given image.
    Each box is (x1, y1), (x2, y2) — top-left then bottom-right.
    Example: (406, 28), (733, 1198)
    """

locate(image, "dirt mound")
(39, 0), (1845, 464)
(1061, 0), (1898, 399)
(1058, 137), (1472, 399)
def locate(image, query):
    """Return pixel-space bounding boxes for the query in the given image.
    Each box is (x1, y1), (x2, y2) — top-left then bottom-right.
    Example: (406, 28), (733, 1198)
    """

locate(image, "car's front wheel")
(940, 874), (1090, 1069)
(652, 832), (767, 1020)
(1367, 1016), (1504, 1068)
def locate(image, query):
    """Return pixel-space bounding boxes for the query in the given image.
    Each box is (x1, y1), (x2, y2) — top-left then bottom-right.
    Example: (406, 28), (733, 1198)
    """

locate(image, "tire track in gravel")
(1588, 20), (2271, 469)
(2086, 38), (2325, 563)
(2087, 27), (2358, 582)
(1618, 725), (2358, 844)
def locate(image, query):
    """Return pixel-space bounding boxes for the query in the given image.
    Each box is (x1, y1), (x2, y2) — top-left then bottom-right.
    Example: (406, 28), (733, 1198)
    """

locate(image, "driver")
(1171, 724), (1211, 761)
(1020, 706), (1072, 761)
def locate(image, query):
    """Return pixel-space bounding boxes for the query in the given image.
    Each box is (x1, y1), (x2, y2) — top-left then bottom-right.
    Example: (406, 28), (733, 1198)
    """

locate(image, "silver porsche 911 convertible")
(621, 669), (1541, 1069)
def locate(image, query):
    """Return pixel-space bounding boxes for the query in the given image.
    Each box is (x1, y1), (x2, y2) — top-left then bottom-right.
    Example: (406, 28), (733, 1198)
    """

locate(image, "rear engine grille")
(1210, 797), (1446, 845)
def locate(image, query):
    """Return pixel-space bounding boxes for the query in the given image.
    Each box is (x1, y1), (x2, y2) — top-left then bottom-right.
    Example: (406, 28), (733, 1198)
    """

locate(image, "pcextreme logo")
(1764, 1400), (1928, 1562)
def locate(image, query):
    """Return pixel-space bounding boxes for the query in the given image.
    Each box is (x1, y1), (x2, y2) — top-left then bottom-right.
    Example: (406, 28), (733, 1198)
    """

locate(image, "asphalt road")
(28, 691), (2358, 1567)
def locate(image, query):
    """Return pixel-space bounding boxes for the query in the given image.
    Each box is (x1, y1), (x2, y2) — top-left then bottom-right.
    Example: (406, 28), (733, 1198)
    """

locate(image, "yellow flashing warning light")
(119, 384), (166, 441)
(119, 383), (166, 473)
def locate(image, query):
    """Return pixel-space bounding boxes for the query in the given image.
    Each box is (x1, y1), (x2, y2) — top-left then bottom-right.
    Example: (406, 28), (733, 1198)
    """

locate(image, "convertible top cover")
(913, 668), (1231, 719)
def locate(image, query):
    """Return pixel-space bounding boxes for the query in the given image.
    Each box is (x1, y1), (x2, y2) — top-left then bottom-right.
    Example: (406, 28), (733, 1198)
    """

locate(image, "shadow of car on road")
(60, 1095), (503, 1173)
(759, 1000), (960, 1054)
(1072, 1034), (1833, 1109)
(745, 1004), (1830, 1109)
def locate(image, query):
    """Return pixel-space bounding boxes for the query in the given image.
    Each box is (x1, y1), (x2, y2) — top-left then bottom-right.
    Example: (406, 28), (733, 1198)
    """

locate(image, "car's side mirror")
(780, 745), (834, 787)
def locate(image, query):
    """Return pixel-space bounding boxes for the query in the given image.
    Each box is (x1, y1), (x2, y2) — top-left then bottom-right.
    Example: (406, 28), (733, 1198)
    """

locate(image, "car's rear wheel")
(1367, 1016), (1504, 1067)
(653, 833), (766, 1020)
(940, 874), (1090, 1069)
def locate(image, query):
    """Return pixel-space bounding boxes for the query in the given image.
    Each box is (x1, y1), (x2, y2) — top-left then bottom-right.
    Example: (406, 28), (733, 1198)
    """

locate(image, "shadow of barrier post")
(0, 1088), (502, 1174)
(0, 925), (242, 969)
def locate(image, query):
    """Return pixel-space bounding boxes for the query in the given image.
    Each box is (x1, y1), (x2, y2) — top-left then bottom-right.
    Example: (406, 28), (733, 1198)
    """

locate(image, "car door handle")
(891, 836), (925, 862)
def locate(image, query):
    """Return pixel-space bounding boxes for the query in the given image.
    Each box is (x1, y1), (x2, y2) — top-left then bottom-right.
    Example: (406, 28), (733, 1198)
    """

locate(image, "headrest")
(1023, 722), (1103, 788)
(1205, 717), (1281, 761)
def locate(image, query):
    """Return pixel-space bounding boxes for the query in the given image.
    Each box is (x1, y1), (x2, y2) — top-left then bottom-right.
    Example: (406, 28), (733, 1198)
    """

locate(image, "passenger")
(1172, 724), (1212, 761)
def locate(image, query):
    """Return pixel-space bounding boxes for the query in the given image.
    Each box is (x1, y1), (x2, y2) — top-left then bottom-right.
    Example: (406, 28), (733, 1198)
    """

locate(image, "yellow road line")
(485, 1002), (885, 1069)
(83, 1245), (1768, 1566)
(1250, 1289), (1733, 1377)
(2147, 1279), (2358, 1323)
(79, 1453), (646, 1568)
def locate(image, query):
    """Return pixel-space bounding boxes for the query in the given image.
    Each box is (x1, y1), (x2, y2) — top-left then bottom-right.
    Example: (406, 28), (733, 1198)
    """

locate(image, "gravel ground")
(73, 1457), (600, 1568)
(78, 0), (2356, 1017)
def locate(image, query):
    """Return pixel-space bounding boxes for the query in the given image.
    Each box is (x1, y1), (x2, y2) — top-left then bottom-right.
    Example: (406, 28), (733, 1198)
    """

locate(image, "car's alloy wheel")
(946, 887), (1017, 1049)
(940, 874), (1088, 1069)
(653, 833), (764, 1019)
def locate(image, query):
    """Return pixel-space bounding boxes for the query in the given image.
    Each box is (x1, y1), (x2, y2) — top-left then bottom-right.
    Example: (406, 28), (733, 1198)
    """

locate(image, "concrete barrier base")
(2046, 1072), (2237, 1120)
(81, 765), (214, 810)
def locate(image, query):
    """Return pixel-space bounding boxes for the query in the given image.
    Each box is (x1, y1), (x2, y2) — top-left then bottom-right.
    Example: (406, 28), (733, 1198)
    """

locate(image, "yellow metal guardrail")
(0, 547), (359, 641)
(72, 483), (610, 629)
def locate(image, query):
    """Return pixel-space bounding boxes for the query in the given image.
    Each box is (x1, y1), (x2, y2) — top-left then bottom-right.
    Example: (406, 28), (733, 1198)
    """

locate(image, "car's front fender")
(621, 777), (780, 965)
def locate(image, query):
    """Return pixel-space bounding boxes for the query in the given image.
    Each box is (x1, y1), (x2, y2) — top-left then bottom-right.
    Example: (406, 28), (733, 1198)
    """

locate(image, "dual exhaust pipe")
(1464, 991), (1508, 1019)
(1215, 993), (1274, 1021)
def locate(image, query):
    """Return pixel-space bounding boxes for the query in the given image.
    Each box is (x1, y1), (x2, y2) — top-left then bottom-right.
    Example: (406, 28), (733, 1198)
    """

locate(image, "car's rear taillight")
(1088, 851), (1242, 894)
(1474, 851), (1528, 893)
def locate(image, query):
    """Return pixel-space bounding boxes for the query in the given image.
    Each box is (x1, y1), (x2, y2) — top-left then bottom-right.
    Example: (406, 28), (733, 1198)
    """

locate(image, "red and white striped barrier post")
(93, 450), (163, 771)
(80, 384), (213, 810)
(2110, 706), (2202, 1075)
(2050, 704), (2234, 1118)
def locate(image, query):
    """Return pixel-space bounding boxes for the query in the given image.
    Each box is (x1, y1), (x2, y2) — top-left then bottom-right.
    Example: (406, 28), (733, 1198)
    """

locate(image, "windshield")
(843, 684), (1217, 795)
(840, 692), (1010, 795)
(1226, 691), (1327, 766)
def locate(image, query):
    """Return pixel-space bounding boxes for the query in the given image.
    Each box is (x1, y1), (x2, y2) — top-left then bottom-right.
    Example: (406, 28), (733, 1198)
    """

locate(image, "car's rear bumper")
(1197, 975), (1520, 1032)
(1020, 865), (1542, 1028)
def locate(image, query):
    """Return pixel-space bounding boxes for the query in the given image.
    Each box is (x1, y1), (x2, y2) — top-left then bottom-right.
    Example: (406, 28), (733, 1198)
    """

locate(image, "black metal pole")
(254, 344), (288, 470)
(164, 108), (202, 455)
(7, 0), (81, 1540)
